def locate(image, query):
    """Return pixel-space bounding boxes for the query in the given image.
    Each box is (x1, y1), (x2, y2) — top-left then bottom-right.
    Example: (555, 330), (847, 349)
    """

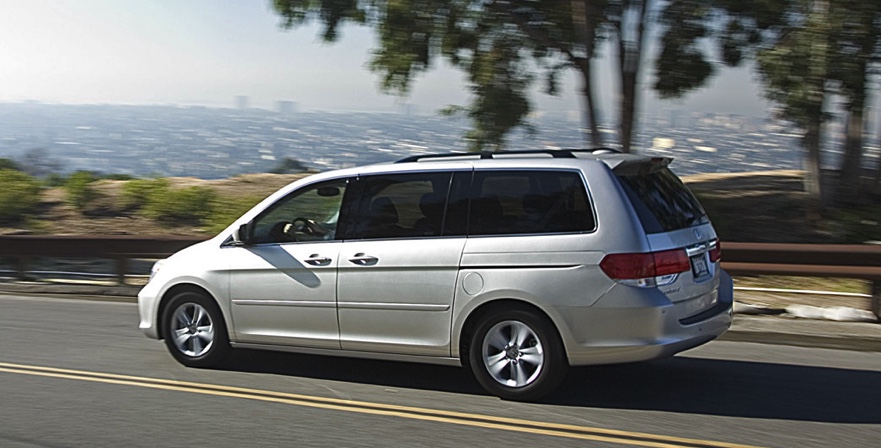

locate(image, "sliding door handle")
(348, 253), (378, 266)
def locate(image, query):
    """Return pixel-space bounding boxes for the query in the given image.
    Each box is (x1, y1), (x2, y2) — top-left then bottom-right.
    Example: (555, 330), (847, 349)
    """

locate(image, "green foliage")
(827, 205), (881, 243)
(142, 185), (217, 225)
(120, 178), (170, 210)
(0, 169), (42, 224)
(121, 178), (223, 226)
(64, 171), (99, 211)
(0, 158), (21, 172)
(271, 1), (730, 153)
(205, 195), (265, 234)
(274, 0), (367, 41)
(653, 0), (716, 99)
(272, 1), (570, 150)
(44, 174), (66, 187)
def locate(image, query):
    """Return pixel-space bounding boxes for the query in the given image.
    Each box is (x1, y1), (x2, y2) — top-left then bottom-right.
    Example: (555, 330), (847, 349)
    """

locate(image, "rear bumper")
(560, 270), (734, 366)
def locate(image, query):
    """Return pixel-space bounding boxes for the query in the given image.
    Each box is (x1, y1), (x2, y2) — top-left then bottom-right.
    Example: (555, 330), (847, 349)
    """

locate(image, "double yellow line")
(0, 362), (759, 448)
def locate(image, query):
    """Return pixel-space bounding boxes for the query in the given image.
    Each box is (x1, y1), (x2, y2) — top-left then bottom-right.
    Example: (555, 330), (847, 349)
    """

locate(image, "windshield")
(616, 168), (708, 234)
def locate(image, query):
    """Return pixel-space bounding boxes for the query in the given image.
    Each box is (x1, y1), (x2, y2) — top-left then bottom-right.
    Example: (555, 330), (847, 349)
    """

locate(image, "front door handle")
(348, 253), (378, 266)
(304, 255), (332, 266)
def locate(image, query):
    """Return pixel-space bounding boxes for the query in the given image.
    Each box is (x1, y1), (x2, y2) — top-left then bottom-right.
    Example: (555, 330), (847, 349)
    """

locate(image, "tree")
(271, 1), (796, 155)
(653, 0), (881, 207)
(830, 0), (881, 201)
(755, 0), (834, 205)
(716, 0), (881, 206)
(273, 0), (607, 150)
(606, 0), (650, 153)
(0, 158), (21, 172)
(270, 157), (311, 174)
(0, 170), (41, 224)
(64, 171), (99, 211)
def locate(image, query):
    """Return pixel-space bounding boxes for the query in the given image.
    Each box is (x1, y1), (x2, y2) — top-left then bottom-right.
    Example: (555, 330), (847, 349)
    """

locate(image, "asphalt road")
(1, 294), (879, 448)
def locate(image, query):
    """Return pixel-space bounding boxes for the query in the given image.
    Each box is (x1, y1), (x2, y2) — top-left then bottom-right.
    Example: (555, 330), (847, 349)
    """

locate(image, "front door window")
(249, 179), (347, 244)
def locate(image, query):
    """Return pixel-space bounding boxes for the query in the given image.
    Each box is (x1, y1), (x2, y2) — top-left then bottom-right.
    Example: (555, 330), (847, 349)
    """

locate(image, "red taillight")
(599, 252), (654, 280)
(709, 239), (722, 263)
(653, 249), (692, 276)
(600, 249), (690, 280)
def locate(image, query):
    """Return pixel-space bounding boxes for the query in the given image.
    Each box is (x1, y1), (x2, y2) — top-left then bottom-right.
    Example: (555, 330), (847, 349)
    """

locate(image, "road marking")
(0, 362), (761, 448)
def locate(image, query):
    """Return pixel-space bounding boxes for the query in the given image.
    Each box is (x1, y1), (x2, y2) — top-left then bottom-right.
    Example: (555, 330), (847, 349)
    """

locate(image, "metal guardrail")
(722, 242), (881, 320)
(0, 235), (202, 284)
(0, 236), (879, 319)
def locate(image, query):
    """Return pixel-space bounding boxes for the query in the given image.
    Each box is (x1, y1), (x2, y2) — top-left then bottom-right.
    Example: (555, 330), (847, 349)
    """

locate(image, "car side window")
(249, 179), (348, 244)
(348, 172), (453, 239)
(469, 170), (595, 236)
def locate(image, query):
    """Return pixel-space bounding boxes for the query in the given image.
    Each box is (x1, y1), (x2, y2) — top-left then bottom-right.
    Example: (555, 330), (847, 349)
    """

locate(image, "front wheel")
(468, 308), (567, 401)
(161, 290), (230, 368)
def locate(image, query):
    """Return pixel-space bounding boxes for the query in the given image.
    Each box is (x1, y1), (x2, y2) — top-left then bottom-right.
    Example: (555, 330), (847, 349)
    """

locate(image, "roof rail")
(395, 148), (621, 163)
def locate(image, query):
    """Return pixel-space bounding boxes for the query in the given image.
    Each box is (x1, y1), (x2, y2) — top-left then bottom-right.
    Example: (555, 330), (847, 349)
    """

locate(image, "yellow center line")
(0, 362), (762, 448)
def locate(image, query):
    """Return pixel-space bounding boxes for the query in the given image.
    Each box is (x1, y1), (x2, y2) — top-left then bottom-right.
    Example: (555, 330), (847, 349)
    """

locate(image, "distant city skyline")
(0, 102), (818, 180)
(0, 0), (775, 120)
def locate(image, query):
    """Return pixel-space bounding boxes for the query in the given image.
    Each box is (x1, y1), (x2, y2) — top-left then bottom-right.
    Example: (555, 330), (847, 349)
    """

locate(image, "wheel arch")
(457, 299), (568, 368)
(156, 283), (222, 341)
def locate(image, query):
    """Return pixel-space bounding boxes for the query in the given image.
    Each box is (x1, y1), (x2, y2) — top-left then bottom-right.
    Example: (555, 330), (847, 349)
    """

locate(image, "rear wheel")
(468, 308), (567, 401)
(162, 290), (230, 368)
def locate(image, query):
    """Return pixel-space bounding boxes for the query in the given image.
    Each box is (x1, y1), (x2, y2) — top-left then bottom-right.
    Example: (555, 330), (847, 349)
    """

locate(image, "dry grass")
(1, 173), (306, 236)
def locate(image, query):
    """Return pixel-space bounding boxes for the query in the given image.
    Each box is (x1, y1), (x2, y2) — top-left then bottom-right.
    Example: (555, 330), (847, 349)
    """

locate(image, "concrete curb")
(723, 316), (881, 352)
(0, 282), (140, 300)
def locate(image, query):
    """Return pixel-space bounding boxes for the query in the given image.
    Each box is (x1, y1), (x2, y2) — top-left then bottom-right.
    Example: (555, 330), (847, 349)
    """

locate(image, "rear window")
(616, 168), (708, 234)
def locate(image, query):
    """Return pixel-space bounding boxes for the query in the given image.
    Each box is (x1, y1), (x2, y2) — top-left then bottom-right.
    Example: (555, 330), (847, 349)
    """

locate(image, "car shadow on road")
(221, 349), (880, 424)
(550, 357), (881, 424)
(221, 348), (485, 394)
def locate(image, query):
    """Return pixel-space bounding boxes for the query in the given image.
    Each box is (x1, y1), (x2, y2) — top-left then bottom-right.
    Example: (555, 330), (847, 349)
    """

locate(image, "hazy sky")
(0, 0), (770, 117)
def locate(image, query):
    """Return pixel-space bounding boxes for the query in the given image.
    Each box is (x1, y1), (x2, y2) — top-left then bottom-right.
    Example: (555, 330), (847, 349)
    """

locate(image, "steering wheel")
(287, 217), (330, 238)
(291, 217), (317, 236)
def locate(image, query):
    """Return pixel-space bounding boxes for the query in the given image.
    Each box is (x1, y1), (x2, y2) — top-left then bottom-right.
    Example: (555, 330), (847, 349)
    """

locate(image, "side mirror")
(231, 222), (252, 246)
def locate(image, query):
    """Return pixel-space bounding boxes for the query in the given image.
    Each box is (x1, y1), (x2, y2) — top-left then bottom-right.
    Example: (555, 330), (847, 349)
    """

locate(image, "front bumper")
(137, 280), (162, 340)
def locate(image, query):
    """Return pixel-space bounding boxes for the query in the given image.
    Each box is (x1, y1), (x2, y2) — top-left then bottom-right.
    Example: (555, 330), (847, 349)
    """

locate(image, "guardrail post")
(14, 256), (30, 281)
(872, 280), (880, 323)
(115, 257), (128, 285)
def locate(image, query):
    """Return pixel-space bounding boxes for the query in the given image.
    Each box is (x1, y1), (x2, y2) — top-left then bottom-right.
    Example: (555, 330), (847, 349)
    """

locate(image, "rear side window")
(468, 170), (594, 236)
(616, 168), (708, 234)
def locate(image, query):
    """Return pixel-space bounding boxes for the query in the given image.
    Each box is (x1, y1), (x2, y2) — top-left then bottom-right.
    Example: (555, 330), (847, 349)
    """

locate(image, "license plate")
(691, 254), (709, 279)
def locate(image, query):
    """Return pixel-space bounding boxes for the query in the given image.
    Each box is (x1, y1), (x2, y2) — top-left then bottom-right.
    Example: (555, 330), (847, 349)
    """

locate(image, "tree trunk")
(838, 107), (865, 204)
(572, 0), (602, 148)
(835, 23), (872, 206)
(875, 113), (881, 192)
(616, 0), (648, 154)
(805, 0), (831, 206)
(803, 116), (825, 206)
(579, 60), (603, 148)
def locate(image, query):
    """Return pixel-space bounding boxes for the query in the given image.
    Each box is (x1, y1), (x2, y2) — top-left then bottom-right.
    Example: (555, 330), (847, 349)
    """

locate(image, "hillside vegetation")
(1, 170), (879, 243)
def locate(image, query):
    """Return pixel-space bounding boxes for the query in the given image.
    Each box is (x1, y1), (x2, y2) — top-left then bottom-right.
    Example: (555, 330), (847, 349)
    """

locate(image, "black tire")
(468, 308), (568, 401)
(161, 290), (231, 368)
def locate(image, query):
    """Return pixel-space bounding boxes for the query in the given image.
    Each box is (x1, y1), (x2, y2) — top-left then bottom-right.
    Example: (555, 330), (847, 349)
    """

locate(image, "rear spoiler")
(610, 157), (672, 176)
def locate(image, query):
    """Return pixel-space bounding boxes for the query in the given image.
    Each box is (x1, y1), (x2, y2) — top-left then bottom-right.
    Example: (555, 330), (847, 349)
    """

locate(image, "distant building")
(276, 101), (297, 115)
(235, 96), (250, 110)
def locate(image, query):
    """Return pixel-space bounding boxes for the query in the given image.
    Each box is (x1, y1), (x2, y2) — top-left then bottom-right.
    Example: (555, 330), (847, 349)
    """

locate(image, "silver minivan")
(138, 149), (733, 400)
